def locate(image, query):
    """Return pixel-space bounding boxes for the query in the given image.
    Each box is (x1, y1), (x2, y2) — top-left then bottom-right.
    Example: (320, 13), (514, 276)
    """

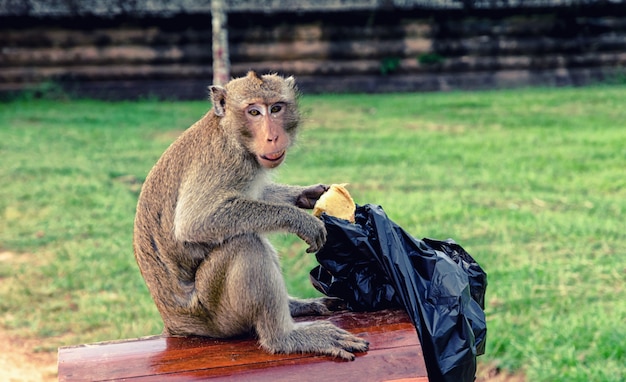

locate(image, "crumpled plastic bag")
(310, 204), (487, 382)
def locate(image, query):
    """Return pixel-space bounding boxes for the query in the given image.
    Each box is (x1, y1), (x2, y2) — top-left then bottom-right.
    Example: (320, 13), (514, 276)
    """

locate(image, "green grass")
(1, 86), (625, 381)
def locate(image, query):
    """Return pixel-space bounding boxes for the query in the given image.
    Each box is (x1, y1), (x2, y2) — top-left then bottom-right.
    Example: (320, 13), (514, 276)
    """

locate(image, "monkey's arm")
(174, 192), (326, 253)
(262, 183), (328, 209)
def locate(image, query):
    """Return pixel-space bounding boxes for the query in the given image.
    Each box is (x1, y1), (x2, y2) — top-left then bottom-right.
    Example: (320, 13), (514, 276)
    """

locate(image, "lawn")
(1, 85), (625, 381)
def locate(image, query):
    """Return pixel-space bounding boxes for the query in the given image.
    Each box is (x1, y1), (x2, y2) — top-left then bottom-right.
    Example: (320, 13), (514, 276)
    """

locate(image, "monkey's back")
(133, 111), (228, 328)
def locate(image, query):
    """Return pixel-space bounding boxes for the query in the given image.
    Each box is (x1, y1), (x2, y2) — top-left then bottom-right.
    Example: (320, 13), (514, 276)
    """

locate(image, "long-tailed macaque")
(133, 71), (369, 360)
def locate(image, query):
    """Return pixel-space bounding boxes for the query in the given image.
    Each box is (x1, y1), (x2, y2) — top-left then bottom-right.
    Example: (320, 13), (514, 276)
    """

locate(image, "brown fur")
(133, 72), (368, 360)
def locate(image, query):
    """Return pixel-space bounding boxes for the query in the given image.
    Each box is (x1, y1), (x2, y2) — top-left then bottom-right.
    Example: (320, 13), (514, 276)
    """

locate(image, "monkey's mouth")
(258, 149), (286, 168)
(260, 150), (286, 162)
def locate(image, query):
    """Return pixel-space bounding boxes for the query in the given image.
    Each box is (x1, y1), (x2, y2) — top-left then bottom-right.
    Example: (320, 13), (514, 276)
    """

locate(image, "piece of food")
(313, 183), (356, 223)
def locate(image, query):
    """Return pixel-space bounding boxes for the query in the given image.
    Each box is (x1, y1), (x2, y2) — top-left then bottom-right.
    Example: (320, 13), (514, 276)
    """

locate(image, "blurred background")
(2, 0), (626, 99)
(2, 2), (626, 382)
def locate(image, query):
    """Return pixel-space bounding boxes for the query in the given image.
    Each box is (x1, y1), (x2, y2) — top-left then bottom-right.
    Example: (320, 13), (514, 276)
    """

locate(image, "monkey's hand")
(295, 184), (329, 209)
(295, 213), (327, 253)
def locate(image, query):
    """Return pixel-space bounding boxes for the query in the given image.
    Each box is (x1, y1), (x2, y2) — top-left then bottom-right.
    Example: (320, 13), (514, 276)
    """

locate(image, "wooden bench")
(58, 309), (428, 381)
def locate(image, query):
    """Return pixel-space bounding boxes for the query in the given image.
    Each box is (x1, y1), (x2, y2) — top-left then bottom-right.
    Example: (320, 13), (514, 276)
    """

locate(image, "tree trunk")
(211, 0), (230, 86)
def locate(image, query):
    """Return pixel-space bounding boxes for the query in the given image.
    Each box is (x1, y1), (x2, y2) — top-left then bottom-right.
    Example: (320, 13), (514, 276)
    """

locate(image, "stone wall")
(1, 2), (625, 98)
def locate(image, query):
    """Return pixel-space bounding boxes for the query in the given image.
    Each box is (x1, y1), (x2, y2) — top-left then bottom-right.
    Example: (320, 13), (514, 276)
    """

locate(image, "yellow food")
(313, 183), (356, 223)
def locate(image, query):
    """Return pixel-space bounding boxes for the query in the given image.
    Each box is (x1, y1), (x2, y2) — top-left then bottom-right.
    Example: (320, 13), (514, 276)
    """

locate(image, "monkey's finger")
(296, 233), (317, 253)
(340, 337), (370, 353)
(334, 348), (357, 361)
(317, 345), (357, 361)
(320, 297), (348, 312)
(295, 194), (319, 209)
(295, 184), (329, 209)
(304, 300), (332, 316)
(295, 196), (315, 209)
(331, 337), (369, 360)
(335, 330), (370, 347)
(305, 239), (325, 253)
(324, 325), (369, 348)
(303, 234), (325, 253)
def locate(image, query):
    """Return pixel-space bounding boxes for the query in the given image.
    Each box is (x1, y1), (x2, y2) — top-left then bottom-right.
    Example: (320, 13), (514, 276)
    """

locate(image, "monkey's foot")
(263, 321), (370, 361)
(289, 297), (347, 317)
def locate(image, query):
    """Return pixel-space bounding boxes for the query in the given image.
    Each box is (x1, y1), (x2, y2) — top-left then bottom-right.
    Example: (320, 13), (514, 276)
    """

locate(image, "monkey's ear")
(209, 85), (227, 117)
(284, 76), (299, 96)
(285, 76), (296, 89)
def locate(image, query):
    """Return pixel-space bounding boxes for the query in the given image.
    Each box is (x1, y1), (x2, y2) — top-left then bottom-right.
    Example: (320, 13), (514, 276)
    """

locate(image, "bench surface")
(58, 308), (428, 381)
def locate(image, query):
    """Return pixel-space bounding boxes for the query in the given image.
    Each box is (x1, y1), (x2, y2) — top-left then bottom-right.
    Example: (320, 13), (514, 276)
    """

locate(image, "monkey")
(133, 71), (369, 361)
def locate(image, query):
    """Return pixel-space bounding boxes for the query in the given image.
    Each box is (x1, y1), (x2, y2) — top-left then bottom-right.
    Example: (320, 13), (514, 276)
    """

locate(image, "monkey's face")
(211, 71), (301, 169)
(245, 101), (292, 169)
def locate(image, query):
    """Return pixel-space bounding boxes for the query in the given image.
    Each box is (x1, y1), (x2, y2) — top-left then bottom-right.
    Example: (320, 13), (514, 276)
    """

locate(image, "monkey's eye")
(248, 109), (261, 116)
(270, 104), (282, 114)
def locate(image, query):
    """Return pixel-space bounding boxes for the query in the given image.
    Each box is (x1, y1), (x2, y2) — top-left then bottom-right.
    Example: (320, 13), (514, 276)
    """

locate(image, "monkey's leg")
(194, 235), (293, 338)
(242, 237), (368, 360)
(196, 235), (368, 360)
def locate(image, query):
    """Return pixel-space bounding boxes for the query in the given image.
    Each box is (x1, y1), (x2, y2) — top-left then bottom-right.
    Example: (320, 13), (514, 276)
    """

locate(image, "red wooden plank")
(131, 345), (427, 381)
(58, 309), (428, 381)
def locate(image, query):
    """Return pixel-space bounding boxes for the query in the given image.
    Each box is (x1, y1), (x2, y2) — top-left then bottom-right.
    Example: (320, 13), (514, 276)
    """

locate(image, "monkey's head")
(209, 71), (301, 169)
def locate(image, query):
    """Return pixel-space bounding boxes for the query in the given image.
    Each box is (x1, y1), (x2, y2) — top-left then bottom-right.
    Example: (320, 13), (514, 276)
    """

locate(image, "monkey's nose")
(267, 135), (279, 142)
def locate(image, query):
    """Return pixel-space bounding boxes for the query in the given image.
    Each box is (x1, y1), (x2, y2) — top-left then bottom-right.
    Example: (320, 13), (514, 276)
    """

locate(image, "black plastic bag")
(310, 204), (487, 382)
